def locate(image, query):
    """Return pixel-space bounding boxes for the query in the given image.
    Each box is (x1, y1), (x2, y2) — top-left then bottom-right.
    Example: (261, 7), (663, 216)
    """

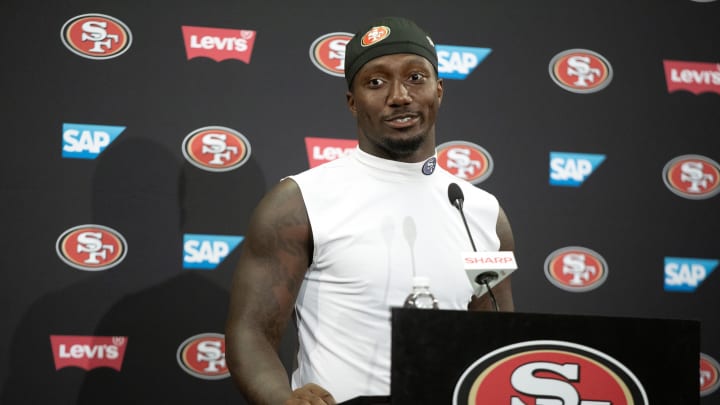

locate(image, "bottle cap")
(412, 276), (430, 288)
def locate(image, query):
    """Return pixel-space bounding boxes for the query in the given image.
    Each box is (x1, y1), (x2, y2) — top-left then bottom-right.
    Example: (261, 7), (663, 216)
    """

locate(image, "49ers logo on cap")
(701, 353), (720, 396)
(453, 340), (648, 405)
(60, 14), (132, 60)
(177, 333), (229, 380)
(361, 25), (391, 47)
(662, 154), (720, 200)
(549, 49), (613, 93)
(544, 246), (608, 292)
(309, 32), (353, 77)
(56, 224), (127, 271)
(436, 141), (493, 184)
(182, 126), (251, 172)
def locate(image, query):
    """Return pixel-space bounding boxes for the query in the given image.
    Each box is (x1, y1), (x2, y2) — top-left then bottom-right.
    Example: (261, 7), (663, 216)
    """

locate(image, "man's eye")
(368, 78), (384, 87)
(409, 72), (426, 82)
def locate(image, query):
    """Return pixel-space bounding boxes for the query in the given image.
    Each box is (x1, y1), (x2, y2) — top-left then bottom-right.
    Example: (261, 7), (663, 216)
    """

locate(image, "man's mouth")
(385, 113), (419, 128)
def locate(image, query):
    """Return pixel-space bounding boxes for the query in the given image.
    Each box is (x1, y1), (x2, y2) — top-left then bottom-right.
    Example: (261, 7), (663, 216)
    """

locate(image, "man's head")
(345, 17), (443, 163)
(344, 16), (438, 89)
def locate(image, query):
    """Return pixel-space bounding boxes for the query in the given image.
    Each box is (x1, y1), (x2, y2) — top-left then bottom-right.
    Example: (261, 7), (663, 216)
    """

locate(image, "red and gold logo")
(56, 224), (127, 271)
(437, 141), (493, 184)
(361, 26), (391, 47)
(544, 246), (608, 292)
(182, 126), (251, 172)
(701, 353), (720, 397)
(60, 14), (132, 60)
(549, 49), (612, 93)
(176, 333), (228, 380)
(309, 32), (353, 77)
(663, 154), (720, 200)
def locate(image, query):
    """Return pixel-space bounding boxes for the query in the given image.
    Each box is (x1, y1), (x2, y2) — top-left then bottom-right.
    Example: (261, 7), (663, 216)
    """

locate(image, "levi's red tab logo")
(50, 335), (128, 371)
(182, 26), (256, 63)
(664, 60), (720, 95)
(305, 137), (357, 168)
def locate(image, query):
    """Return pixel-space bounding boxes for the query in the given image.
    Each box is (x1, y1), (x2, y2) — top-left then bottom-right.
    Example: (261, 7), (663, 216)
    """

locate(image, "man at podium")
(225, 16), (515, 404)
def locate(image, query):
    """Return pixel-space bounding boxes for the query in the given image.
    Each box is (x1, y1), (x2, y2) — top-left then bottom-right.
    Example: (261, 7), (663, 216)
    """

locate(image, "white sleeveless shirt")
(288, 148), (500, 402)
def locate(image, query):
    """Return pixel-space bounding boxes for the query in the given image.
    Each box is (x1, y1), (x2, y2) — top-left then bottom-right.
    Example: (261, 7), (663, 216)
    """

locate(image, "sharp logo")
(304, 137), (358, 168)
(664, 257), (718, 292)
(60, 14), (132, 60)
(544, 246), (608, 292)
(453, 340), (648, 405)
(183, 234), (243, 270)
(309, 32), (353, 77)
(663, 60), (720, 95)
(177, 333), (229, 380)
(663, 154), (720, 199)
(549, 49), (613, 93)
(436, 141), (493, 184)
(182, 126), (251, 172)
(182, 26), (256, 63)
(62, 123), (125, 159)
(50, 335), (128, 371)
(701, 353), (720, 397)
(56, 224), (127, 271)
(436, 45), (491, 80)
(550, 152), (606, 187)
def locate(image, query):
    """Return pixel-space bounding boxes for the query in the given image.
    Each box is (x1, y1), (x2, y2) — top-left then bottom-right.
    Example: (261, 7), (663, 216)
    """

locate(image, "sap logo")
(664, 257), (718, 292)
(550, 152), (606, 187)
(183, 234), (243, 270)
(436, 45), (491, 80)
(62, 123), (125, 159)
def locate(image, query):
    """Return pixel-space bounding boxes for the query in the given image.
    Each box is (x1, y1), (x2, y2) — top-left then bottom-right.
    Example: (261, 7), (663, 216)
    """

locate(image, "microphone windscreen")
(448, 182), (464, 207)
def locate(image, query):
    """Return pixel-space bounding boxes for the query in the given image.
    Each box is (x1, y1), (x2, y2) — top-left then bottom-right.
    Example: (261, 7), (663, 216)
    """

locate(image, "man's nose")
(387, 80), (412, 105)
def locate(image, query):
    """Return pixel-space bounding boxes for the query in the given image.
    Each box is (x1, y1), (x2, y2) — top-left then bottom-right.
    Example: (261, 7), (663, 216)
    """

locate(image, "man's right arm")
(225, 178), (330, 404)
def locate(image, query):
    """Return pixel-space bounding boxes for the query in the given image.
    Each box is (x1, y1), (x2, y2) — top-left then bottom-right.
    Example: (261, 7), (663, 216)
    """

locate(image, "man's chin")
(380, 134), (424, 158)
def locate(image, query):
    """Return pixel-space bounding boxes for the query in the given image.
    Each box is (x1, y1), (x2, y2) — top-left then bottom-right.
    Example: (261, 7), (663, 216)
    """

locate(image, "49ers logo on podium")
(453, 340), (648, 405)
(182, 126), (251, 172)
(56, 224), (127, 271)
(437, 141), (493, 184)
(60, 14), (132, 60)
(176, 333), (229, 380)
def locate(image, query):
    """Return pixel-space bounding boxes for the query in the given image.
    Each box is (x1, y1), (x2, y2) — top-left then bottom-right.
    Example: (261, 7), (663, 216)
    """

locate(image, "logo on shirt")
(662, 154), (720, 199)
(181, 26), (256, 63)
(177, 333), (229, 380)
(60, 14), (132, 60)
(544, 246), (608, 292)
(56, 224), (127, 271)
(664, 257), (718, 292)
(701, 353), (720, 397)
(62, 123), (125, 159)
(436, 45), (491, 80)
(549, 49), (613, 93)
(436, 141), (493, 184)
(50, 335), (128, 371)
(453, 340), (648, 405)
(663, 60), (720, 95)
(549, 152), (606, 187)
(304, 137), (357, 168)
(309, 32), (353, 77)
(182, 126), (251, 172)
(183, 234), (244, 270)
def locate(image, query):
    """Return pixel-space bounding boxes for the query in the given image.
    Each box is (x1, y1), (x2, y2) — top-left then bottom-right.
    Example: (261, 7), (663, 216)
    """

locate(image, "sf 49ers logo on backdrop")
(663, 154), (720, 200)
(177, 333), (229, 380)
(60, 14), (132, 60)
(453, 340), (648, 405)
(544, 246), (608, 292)
(182, 26), (257, 63)
(309, 32), (353, 77)
(549, 49), (613, 93)
(50, 335), (128, 371)
(361, 25), (391, 47)
(436, 141), (493, 184)
(56, 224), (127, 271)
(182, 126), (251, 172)
(701, 353), (720, 397)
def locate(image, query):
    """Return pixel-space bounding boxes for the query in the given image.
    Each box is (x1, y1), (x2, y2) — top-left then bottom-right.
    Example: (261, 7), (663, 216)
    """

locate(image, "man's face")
(347, 53), (443, 163)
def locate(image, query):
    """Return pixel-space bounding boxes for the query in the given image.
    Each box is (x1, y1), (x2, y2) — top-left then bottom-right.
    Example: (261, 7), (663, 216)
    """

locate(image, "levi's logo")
(182, 26), (256, 63)
(50, 335), (128, 371)
(663, 60), (720, 95)
(305, 137), (357, 168)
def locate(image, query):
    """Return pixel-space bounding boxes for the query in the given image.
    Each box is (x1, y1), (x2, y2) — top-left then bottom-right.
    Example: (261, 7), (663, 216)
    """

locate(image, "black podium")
(380, 308), (699, 405)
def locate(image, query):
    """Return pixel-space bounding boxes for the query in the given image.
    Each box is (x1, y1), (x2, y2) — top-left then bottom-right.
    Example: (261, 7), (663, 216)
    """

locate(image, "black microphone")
(447, 182), (499, 311)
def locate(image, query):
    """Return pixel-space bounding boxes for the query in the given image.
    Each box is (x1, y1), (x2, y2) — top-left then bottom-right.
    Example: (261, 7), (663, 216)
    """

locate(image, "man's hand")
(285, 383), (336, 405)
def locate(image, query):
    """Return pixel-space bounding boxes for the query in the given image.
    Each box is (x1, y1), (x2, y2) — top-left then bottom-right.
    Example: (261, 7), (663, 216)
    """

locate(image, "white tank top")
(288, 148), (500, 402)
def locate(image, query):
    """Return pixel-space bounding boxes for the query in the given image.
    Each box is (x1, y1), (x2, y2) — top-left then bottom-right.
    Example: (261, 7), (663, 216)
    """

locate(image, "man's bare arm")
(225, 178), (314, 404)
(468, 205), (515, 312)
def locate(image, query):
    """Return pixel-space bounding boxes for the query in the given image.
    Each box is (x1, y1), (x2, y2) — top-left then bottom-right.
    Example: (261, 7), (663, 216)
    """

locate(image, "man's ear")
(346, 90), (357, 117)
(436, 78), (444, 106)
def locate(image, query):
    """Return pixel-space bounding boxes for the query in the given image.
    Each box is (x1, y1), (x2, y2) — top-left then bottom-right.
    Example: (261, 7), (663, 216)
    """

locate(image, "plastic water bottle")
(403, 276), (439, 309)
